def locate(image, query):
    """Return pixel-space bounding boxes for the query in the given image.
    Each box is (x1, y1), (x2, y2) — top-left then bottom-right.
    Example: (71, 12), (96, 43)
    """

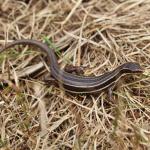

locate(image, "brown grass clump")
(0, 0), (150, 149)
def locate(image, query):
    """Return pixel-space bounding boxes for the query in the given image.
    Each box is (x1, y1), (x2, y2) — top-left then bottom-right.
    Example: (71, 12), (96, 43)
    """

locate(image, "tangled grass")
(0, 0), (150, 149)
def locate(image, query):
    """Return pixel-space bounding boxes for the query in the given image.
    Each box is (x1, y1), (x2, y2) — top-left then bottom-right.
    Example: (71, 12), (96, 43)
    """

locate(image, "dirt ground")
(0, 0), (150, 149)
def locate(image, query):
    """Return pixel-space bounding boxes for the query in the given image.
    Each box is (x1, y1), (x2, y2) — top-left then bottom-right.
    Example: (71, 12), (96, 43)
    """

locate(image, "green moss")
(0, 138), (7, 148)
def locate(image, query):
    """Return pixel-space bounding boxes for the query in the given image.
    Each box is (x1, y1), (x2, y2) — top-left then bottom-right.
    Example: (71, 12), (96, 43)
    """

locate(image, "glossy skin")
(0, 39), (143, 93)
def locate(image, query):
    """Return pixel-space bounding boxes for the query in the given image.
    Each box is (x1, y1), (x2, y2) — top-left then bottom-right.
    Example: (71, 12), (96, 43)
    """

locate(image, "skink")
(0, 39), (143, 93)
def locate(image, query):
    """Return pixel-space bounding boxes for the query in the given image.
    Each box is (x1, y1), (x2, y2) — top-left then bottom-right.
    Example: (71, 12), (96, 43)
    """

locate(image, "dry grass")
(0, 0), (150, 149)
